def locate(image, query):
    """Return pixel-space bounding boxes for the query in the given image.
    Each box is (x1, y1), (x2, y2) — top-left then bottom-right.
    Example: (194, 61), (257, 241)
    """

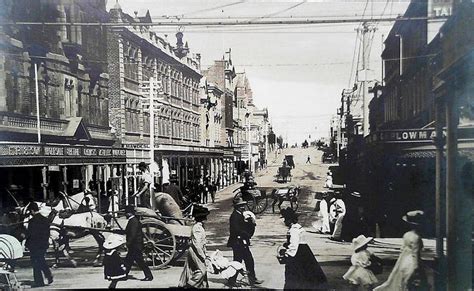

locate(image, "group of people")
(316, 190), (346, 241)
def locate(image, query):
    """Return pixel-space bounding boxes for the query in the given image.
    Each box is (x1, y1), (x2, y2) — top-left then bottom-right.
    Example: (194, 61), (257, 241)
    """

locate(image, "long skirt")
(178, 247), (208, 288)
(284, 244), (327, 290)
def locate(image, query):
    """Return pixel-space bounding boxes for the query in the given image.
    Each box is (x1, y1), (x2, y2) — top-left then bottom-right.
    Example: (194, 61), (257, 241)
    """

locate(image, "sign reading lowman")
(369, 128), (447, 143)
(0, 144), (126, 158)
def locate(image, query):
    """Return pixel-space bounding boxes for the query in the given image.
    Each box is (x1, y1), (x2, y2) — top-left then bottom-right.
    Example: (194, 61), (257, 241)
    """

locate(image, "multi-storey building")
(354, 0), (456, 237)
(0, 0), (126, 207)
(108, 4), (235, 191)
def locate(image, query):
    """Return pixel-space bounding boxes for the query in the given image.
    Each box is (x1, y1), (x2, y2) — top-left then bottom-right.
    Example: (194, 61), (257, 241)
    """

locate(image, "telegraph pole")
(357, 22), (376, 136)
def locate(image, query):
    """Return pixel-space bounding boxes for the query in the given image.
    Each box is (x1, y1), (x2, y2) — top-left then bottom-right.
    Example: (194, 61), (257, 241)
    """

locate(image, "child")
(343, 235), (378, 290)
(103, 234), (127, 289)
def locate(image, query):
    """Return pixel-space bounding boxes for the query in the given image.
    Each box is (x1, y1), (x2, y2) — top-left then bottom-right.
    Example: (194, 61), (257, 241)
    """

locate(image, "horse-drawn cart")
(132, 207), (192, 269)
(276, 166), (292, 182)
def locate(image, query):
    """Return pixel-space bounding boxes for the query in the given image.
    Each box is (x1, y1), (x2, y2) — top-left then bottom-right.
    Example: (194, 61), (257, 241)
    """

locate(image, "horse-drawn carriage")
(233, 186), (268, 214)
(0, 189), (200, 271)
(271, 185), (300, 213)
(276, 166), (292, 183)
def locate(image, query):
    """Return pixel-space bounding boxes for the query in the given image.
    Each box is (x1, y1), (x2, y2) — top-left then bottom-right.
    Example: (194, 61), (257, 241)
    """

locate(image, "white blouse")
(286, 223), (306, 257)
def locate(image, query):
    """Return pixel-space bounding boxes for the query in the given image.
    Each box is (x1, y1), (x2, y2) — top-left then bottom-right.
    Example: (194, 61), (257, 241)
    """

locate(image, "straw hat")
(103, 234), (125, 250)
(352, 235), (373, 252)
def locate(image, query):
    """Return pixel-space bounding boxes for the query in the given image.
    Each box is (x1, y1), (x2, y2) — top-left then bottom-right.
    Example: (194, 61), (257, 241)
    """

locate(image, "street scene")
(0, 0), (473, 290)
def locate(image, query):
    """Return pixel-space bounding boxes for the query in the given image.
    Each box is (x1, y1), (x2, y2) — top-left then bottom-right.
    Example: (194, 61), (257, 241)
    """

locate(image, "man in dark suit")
(124, 205), (153, 281)
(163, 174), (184, 207)
(227, 197), (263, 287)
(26, 202), (53, 287)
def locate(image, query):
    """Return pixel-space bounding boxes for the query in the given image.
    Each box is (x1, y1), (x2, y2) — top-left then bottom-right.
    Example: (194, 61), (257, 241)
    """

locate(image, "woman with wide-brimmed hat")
(179, 207), (211, 288)
(343, 235), (379, 290)
(279, 208), (327, 289)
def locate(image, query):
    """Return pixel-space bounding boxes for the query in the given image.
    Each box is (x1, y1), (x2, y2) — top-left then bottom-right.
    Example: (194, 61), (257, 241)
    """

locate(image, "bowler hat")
(232, 196), (247, 206)
(193, 206), (210, 219)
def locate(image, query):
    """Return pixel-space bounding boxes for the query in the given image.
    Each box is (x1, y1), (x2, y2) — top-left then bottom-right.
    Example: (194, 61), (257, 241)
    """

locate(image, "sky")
(107, 0), (411, 144)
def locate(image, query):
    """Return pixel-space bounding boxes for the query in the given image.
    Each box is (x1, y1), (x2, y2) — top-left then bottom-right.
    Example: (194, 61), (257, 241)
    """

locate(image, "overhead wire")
(248, 1), (307, 22)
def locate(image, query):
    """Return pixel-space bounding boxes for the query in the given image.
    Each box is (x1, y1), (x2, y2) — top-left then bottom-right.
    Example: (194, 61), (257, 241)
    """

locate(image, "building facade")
(0, 0), (126, 209)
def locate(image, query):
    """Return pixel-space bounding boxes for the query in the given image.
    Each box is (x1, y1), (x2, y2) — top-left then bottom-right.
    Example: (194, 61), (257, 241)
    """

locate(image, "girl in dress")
(280, 208), (327, 289)
(343, 235), (379, 290)
(102, 234), (127, 289)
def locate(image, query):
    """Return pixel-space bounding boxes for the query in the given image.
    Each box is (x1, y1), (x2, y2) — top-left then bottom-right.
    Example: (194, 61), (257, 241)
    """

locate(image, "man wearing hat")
(227, 197), (263, 287)
(133, 162), (153, 208)
(123, 205), (153, 281)
(163, 173), (184, 207)
(26, 202), (53, 287)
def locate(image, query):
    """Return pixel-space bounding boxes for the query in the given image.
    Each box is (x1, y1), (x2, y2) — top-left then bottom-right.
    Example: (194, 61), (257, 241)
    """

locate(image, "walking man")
(26, 202), (53, 287)
(306, 155), (311, 164)
(227, 197), (263, 287)
(124, 205), (153, 281)
(133, 162), (153, 208)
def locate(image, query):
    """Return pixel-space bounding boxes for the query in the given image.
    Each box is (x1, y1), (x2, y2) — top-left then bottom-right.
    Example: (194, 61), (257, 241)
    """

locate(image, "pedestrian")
(123, 205), (153, 281)
(25, 202), (53, 288)
(330, 192), (347, 241)
(343, 235), (379, 290)
(306, 155), (311, 164)
(132, 162), (153, 208)
(317, 192), (331, 234)
(163, 174), (184, 207)
(374, 230), (429, 291)
(178, 207), (211, 288)
(226, 197), (263, 287)
(209, 180), (217, 203)
(279, 208), (327, 289)
(324, 171), (333, 188)
(103, 234), (127, 289)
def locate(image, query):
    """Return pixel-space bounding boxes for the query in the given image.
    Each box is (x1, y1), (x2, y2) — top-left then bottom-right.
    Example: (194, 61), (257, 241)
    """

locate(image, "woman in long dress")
(179, 208), (210, 288)
(374, 231), (429, 291)
(280, 208), (327, 289)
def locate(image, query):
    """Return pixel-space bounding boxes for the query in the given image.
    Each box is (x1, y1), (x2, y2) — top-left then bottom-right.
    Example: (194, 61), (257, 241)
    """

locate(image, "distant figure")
(324, 171), (333, 188)
(306, 156), (311, 164)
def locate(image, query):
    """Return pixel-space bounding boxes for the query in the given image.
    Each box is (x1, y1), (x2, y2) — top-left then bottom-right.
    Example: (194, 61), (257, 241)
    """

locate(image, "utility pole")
(357, 22), (376, 137)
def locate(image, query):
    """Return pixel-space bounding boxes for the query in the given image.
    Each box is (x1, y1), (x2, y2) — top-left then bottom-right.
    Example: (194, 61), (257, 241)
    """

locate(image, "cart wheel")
(141, 219), (176, 269)
(253, 196), (268, 214)
(172, 237), (190, 263)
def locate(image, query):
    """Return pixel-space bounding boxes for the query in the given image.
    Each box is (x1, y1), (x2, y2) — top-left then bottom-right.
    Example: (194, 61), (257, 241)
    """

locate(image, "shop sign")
(369, 129), (446, 143)
(0, 143), (126, 158)
(48, 165), (60, 171)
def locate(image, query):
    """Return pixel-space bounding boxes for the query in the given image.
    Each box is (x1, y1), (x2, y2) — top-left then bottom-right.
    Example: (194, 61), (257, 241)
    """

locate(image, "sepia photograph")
(0, 0), (472, 289)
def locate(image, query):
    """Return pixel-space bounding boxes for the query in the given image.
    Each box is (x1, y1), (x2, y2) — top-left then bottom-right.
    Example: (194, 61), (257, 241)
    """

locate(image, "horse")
(271, 186), (300, 213)
(20, 192), (108, 268)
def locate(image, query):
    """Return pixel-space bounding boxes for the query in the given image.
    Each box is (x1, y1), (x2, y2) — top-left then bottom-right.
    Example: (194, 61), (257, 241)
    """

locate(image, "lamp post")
(246, 111), (251, 172)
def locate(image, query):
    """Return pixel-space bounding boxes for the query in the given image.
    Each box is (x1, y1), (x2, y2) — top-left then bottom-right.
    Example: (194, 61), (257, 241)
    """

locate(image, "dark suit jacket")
(125, 216), (143, 251)
(163, 184), (184, 207)
(26, 213), (50, 251)
(227, 209), (255, 248)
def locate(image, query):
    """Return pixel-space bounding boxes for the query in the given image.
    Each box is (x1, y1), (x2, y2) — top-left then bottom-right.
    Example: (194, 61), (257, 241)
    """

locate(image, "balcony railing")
(0, 112), (66, 131)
